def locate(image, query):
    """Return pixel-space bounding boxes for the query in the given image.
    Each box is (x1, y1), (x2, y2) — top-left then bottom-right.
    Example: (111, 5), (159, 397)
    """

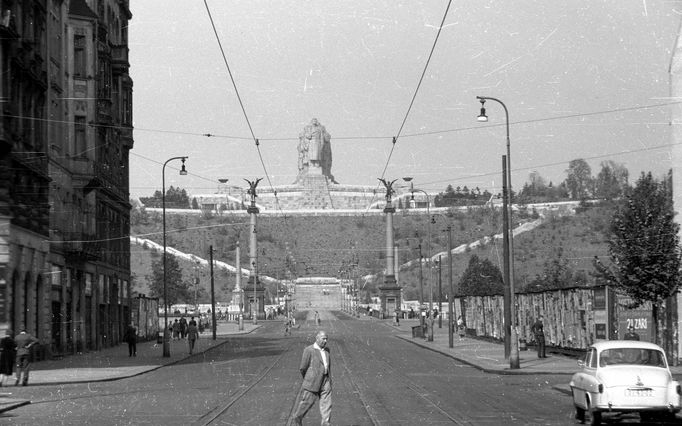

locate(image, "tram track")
(330, 311), (475, 425)
(195, 337), (299, 425)
(9, 312), (560, 424)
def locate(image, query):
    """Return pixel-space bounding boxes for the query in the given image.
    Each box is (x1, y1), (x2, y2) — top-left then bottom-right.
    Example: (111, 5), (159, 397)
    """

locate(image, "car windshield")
(598, 348), (666, 368)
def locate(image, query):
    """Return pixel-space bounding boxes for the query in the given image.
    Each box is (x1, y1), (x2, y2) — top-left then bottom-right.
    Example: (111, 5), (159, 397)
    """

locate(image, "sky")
(128, 0), (682, 199)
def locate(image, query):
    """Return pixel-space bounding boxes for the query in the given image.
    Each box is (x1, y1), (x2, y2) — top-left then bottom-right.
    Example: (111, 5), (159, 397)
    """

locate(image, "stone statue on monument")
(295, 118), (337, 184)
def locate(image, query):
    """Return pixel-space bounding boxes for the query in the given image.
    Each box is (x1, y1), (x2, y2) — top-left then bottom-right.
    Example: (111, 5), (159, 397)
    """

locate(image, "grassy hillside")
(130, 202), (615, 304)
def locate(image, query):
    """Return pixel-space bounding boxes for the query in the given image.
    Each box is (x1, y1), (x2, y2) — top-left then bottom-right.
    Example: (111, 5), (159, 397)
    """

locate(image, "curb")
(29, 326), (263, 387)
(395, 334), (575, 376)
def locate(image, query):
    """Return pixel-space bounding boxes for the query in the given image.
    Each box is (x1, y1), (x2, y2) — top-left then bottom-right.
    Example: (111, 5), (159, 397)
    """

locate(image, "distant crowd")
(169, 316), (209, 339)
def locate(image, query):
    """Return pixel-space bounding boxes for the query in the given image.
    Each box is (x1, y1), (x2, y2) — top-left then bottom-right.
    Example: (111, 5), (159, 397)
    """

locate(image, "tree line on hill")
(139, 186), (191, 209)
(135, 158), (628, 211)
(516, 159), (629, 204)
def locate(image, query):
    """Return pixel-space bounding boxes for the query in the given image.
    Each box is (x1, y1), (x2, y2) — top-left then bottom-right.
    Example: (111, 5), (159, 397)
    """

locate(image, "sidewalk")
(382, 318), (682, 396)
(26, 321), (261, 385)
(0, 321), (260, 412)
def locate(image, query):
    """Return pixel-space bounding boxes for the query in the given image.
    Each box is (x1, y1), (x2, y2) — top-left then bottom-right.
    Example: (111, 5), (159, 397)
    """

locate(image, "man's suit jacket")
(14, 333), (37, 357)
(299, 344), (331, 392)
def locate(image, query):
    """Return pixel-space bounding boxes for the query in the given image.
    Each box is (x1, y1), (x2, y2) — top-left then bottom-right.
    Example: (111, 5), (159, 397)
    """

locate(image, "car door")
(572, 347), (597, 408)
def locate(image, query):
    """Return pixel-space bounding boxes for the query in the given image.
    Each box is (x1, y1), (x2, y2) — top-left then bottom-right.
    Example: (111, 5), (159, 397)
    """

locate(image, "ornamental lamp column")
(244, 178), (263, 325)
(378, 178), (401, 322)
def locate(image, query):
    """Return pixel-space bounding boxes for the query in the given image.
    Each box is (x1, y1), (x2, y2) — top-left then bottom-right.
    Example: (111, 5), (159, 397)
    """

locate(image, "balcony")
(70, 156), (95, 177)
(64, 232), (101, 262)
(111, 44), (129, 74)
(119, 124), (133, 149)
(13, 151), (48, 179)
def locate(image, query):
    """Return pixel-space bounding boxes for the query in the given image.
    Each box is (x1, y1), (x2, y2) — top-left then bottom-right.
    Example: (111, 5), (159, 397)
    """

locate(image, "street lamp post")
(476, 96), (520, 369)
(218, 178), (229, 211)
(411, 188), (432, 313)
(404, 178), (434, 339)
(162, 156), (188, 358)
(403, 178), (433, 312)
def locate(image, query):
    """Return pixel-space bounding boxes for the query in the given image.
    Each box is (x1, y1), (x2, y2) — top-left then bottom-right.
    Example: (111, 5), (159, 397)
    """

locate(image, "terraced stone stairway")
(294, 284), (342, 309)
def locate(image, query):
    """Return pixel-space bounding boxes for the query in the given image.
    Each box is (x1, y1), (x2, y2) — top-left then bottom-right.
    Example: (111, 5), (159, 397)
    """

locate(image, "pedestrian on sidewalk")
(179, 316), (188, 339)
(623, 325), (640, 341)
(172, 319), (181, 340)
(457, 316), (465, 341)
(187, 320), (199, 354)
(124, 322), (137, 357)
(531, 315), (547, 358)
(284, 316), (292, 336)
(14, 330), (38, 386)
(292, 330), (332, 426)
(0, 329), (16, 387)
(314, 311), (320, 326)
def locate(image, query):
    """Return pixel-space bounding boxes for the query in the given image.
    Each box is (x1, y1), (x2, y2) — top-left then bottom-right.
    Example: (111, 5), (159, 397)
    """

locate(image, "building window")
(74, 116), (86, 157)
(74, 35), (86, 77)
(122, 87), (132, 126)
(50, 7), (61, 65)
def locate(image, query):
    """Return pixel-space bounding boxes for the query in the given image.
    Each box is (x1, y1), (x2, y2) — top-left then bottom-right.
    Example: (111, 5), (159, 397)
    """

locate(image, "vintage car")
(569, 340), (681, 425)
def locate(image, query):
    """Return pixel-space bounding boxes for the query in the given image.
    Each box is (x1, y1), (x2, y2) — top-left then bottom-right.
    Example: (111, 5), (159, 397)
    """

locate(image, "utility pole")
(447, 226), (454, 348)
(418, 242), (424, 331)
(502, 156), (511, 359)
(438, 255), (442, 329)
(210, 245), (216, 340)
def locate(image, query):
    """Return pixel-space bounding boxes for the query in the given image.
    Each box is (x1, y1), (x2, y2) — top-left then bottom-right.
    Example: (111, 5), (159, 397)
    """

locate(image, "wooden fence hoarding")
(455, 285), (679, 363)
(132, 295), (160, 341)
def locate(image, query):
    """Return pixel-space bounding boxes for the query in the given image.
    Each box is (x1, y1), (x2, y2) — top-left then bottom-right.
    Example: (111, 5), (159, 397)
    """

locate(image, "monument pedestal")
(379, 275), (401, 322)
(244, 276), (265, 320)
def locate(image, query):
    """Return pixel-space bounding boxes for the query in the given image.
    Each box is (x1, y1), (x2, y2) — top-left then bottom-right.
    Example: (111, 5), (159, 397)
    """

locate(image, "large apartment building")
(0, 0), (133, 358)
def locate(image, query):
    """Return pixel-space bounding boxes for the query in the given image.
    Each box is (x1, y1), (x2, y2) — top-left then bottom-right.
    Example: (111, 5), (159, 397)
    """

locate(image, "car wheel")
(574, 406), (585, 423)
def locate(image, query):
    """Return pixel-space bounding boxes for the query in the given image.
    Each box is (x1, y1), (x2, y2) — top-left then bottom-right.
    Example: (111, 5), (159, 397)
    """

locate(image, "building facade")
(0, 0), (133, 358)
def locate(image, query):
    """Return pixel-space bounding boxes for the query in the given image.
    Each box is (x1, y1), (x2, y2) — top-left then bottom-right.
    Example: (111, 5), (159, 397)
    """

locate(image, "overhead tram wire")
(2, 99), (678, 146)
(10, 108), (681, 200)
(366, 0), (454, 213)
(203, 0), (287, 217)
(418, 140), (681, 191)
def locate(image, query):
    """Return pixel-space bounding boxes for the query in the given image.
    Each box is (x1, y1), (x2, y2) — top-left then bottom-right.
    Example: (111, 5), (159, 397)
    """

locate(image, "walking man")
(187, 320), (199, 354)
(531, 315), (547, 358)
(124, 322), (137, 357)
(292, 330), (332, 426)
(14, 330), (38, 386)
